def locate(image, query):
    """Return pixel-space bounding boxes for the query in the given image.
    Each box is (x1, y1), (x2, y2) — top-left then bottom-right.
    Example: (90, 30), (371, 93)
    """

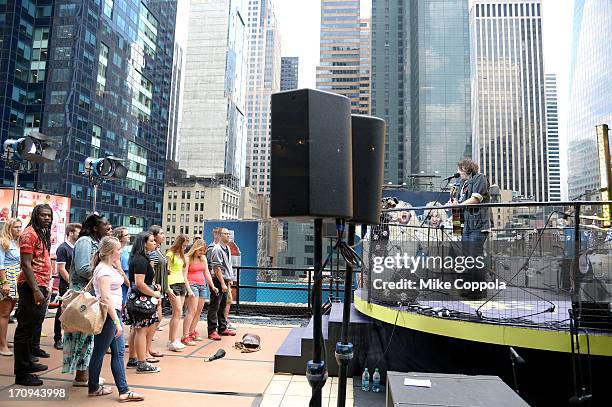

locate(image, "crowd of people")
(0, 205), (237, 402)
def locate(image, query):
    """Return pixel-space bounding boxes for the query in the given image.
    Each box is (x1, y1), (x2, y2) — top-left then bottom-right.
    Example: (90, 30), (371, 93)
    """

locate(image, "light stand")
(2, 133), (56, 217)
(83, 156), (128, 213)
(6, 160), (21, 218)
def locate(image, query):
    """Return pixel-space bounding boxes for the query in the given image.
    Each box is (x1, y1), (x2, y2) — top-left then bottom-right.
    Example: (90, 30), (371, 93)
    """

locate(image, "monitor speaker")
(270, 88), (353, 221)
(350, 115), (386, 225)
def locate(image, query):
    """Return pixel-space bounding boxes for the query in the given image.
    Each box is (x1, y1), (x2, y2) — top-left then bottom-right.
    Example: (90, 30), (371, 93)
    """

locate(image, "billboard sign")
(0, 189), (71, 255)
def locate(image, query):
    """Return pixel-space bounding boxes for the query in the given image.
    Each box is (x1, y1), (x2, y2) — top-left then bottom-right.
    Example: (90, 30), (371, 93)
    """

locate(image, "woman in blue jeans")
(88, 236), (143, 402)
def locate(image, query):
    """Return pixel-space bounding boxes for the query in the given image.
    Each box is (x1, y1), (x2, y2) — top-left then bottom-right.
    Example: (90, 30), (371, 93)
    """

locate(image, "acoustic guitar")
(449, 182), (463, 237)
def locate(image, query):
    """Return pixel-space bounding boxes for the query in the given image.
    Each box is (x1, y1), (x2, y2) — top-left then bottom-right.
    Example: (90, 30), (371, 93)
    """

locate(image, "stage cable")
(370, 307), (401, 371)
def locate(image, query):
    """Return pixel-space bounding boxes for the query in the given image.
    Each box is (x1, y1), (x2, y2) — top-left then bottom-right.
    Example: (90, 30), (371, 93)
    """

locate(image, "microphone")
(203, 349), (226, 362)
(443, 173), (460, 181)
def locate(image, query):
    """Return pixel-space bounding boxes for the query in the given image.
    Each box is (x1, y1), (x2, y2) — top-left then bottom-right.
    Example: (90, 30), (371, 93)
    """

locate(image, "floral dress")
(61, 236), (98, 374)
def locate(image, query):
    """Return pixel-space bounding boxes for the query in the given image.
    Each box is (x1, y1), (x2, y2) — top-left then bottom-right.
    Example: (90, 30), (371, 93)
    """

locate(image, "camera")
(381, 196), (399, 209)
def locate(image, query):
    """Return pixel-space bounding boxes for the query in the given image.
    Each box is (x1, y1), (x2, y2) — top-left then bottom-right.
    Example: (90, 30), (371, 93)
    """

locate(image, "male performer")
(450, 158), (490, 298)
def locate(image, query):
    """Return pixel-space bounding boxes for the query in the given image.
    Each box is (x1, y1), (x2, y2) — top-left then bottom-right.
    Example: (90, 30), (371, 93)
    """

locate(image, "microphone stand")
(509, 347), (525, 394)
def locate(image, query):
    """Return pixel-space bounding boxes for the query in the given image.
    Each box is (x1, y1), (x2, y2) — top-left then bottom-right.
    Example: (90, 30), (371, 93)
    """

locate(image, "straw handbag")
(60, 277), (108, 335)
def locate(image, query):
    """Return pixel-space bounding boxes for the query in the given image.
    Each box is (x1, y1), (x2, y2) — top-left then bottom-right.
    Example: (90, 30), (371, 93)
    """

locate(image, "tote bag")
(60, 277), (108, 335)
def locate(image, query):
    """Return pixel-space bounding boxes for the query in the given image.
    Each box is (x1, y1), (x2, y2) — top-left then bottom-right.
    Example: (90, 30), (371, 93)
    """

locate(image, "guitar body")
(450, 183), (464, 237)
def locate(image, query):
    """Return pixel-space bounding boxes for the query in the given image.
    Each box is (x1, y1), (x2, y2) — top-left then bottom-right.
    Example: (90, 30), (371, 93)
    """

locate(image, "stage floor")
(354, 289), (612, 356)
(408, 285), (571, 327)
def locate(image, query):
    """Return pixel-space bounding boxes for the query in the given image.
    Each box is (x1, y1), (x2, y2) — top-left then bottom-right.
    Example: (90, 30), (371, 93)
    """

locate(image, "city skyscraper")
(166, 42), (183, 162)
(470, 0), (548, 201)
(371, 0), (472, 185)
(358, 17), (371, 115)
(545, 73), (561, 201)
(317, 0), (366, 114)
(245, 0), (281, 195)
(179, 0), (248, 189)
(567, 0), (612, 199)
(280, 57), (299, 91)
(0, 0), (177, 228)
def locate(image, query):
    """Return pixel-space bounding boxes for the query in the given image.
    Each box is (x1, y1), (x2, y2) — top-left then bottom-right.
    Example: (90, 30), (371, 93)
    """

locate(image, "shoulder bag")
(60, 277), (108, 335)
(126, 286), (158, 319)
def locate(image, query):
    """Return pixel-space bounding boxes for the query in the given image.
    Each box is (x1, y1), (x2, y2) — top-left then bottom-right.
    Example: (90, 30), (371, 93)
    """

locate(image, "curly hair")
(457, 158), (479, 175)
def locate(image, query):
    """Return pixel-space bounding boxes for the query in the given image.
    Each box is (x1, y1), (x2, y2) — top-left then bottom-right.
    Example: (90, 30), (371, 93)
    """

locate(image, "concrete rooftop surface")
(1, 312), (353, 406)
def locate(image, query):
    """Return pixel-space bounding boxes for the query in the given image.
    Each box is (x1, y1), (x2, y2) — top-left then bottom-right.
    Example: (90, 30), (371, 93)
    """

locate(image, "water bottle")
(361, 368), (370, 391)
(372, 368), (381, 393)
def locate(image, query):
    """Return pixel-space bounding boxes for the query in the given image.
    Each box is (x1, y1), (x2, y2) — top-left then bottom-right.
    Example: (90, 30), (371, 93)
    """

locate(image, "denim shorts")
(190, 283), (207, 299)
(170, 283), (187, 297)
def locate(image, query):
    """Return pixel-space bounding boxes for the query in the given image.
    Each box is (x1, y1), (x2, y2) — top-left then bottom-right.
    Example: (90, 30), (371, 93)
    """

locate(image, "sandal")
(148, 350), (164, 358)
(119, 391), (144, 402)
(145, 357), (159, 364)
(89, 385), (113, 397)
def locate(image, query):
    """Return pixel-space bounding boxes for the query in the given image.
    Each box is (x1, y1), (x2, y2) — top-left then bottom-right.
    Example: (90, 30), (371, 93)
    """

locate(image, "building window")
(54, 46), (72, 60)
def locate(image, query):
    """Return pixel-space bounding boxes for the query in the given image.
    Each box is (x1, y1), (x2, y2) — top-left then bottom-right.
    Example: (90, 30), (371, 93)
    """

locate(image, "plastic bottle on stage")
(372, 368), (381, 393)
(361, 368), (370, 391)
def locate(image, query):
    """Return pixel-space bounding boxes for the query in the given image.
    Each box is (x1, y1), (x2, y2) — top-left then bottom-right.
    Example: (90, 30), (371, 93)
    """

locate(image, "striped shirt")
(148, 250), (159, 266)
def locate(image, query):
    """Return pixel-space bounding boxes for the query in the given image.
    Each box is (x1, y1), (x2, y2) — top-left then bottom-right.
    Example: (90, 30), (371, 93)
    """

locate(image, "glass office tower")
(0, 0), (177, 229)
(567, 0), (612, 199)
(371, 0), (471, 185)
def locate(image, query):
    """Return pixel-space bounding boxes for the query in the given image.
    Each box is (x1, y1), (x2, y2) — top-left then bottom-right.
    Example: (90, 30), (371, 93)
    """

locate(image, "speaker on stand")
(337, 114), (386, 407)
(270, 89), (353, 407)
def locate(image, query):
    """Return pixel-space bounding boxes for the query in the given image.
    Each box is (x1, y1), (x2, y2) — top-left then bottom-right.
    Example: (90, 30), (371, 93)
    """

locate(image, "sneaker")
(31, 348), (50, 358)
(53, 341), (63, 350)
(190, 331), (204, 341)
(136, 362), (161, 374)
(15, 374), (43, 386)
(181, 335), (196, 346)
(220, 329), (236, 336)
(168, 341), (185, 352)
(208, 332), (222, 341)
(28, 363), (48, 373)
(30, 356), (39, 363)
(126, 359), (139, 369)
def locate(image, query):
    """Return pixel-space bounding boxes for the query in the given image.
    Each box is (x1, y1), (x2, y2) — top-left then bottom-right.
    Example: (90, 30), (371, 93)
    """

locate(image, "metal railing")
(233, 265), (359, 316)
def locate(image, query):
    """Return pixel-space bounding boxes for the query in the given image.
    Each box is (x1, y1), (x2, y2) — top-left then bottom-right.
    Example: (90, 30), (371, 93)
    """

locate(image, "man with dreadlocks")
(14, 204), (53, 386)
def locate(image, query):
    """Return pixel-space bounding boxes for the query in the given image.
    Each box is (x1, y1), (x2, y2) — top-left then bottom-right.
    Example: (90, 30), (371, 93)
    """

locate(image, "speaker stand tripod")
(307, 218), (327, 407)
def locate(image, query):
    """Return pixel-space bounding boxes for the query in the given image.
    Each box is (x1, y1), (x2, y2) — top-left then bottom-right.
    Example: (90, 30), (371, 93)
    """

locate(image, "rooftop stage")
(353, 200), (612, 405)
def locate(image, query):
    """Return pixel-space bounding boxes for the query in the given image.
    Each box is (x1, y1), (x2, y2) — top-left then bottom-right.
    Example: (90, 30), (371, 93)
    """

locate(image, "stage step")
(274, 303), (372, 376)
(274, 327), (310, 374)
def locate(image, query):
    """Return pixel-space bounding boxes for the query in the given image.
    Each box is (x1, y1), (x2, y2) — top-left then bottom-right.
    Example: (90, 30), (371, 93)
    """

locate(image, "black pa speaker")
(350, 115), (386, 225)
(270, 88), (353, 221)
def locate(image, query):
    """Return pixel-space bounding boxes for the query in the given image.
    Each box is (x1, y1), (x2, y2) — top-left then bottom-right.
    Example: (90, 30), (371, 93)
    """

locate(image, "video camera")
(381, 196), (399, 209)
(371, 197), (398, 241)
